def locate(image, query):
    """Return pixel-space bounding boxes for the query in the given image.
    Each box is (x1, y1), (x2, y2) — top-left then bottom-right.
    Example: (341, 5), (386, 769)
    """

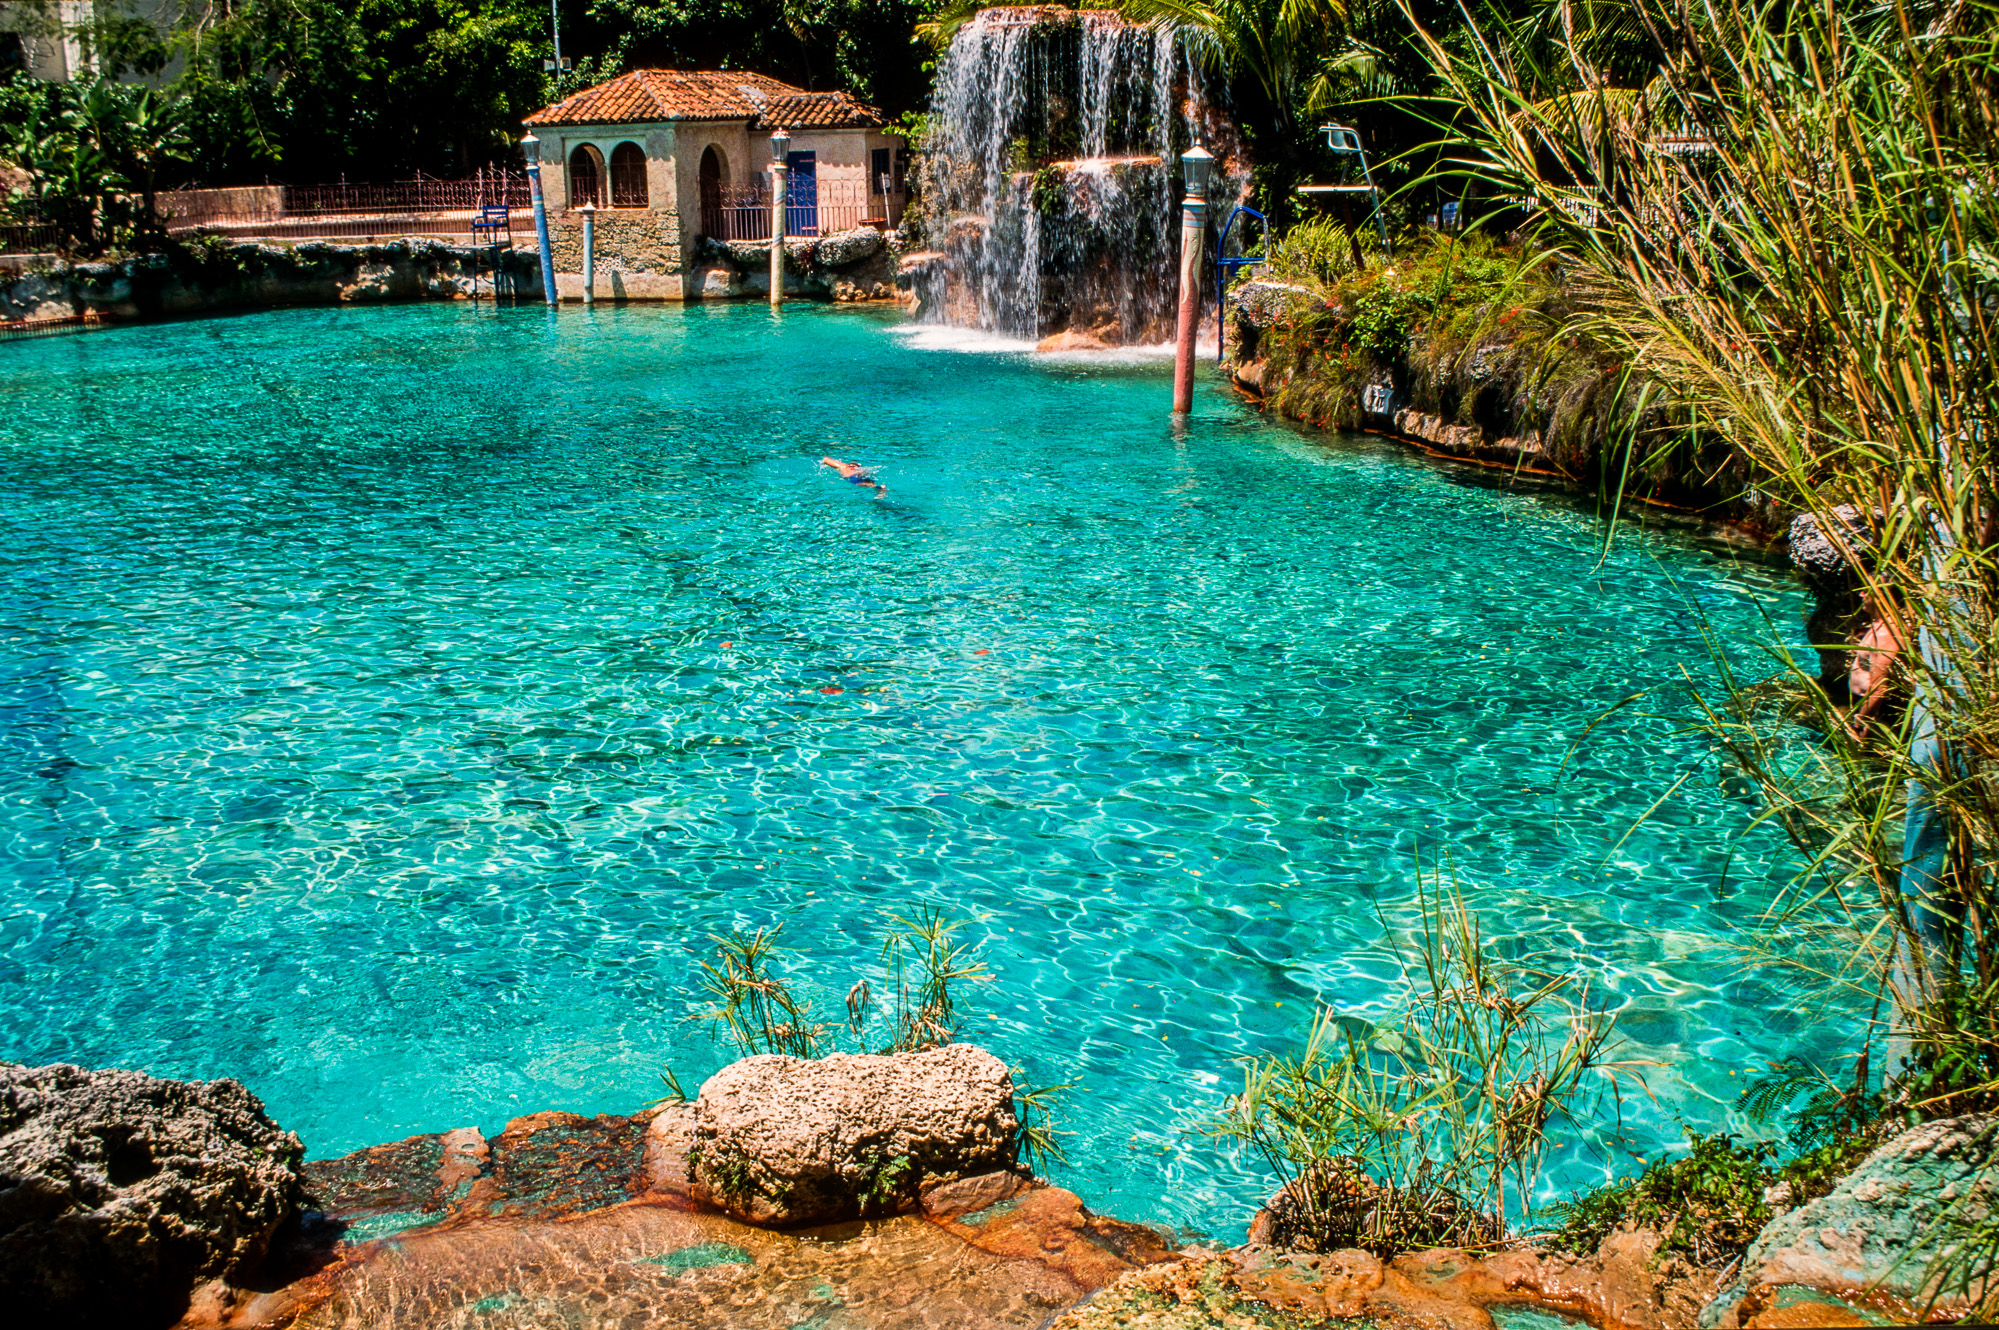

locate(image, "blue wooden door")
(786, 151), (818, 236)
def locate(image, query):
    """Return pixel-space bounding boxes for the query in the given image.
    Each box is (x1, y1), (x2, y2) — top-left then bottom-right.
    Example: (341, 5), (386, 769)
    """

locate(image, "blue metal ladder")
(1214, 204), (1267, 364)
(469, 206), (512, 301)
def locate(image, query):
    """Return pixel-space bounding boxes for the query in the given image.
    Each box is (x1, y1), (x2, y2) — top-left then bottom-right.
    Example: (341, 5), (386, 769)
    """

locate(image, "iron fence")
(275, 170), (530, 217)
(0, 312), (105, 341)
(0, 217), (60, 253)
(153, 171), (531, 244)
(169, 212), (510, 244)
(700, 176), (904, 241)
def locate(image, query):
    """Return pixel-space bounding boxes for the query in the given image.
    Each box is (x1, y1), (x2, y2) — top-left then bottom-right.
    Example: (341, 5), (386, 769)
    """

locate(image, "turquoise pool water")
(1, 302), (1835, 1237)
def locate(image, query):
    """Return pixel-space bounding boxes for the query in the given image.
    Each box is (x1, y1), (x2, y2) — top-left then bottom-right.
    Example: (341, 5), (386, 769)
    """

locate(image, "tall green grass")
(1209, 874), (1641, 1253)
(1407, 0), (1998, 1301)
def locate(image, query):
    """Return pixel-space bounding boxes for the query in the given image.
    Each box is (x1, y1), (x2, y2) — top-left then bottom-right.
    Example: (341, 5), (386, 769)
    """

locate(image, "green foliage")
(0, 73), (189, 256)
(1258, 215), (1358, 291)
(1897, 979), (1999, 1122)
(855, 1150), (915, 1212)
(1422, 1), (1999, 1293)
(1209, 872), (1635, 1255)
(873, 908), (992, 1053)
(19, 0), (934, 185)
(1548, 1132), (1774, 1267)
(697, 925), (825, 1058)
(1014, 1077), (1075, 1174)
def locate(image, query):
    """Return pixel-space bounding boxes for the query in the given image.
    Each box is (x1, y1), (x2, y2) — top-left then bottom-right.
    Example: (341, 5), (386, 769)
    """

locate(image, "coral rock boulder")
(0, 1063), (305, 1328)
(689, 1043), (1020, 1226)
(1704, 1113), (1999, 1327)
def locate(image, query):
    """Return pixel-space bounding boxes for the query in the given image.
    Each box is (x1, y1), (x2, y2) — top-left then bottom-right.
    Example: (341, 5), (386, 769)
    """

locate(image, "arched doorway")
(568, 145), (603, 208)
(698, 145), (728, 233)
(609, 142), (649, 208)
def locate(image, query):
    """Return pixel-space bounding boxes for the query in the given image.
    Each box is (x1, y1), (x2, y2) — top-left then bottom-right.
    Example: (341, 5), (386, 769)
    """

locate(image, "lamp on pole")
(522, 133), (559, 307)
(1171, 143), (1214, 415)
(769, 127), (791, 310)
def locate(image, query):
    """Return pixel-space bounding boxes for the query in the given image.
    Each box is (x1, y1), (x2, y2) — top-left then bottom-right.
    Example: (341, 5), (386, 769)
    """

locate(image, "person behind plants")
(1845, 589), (1903, 739)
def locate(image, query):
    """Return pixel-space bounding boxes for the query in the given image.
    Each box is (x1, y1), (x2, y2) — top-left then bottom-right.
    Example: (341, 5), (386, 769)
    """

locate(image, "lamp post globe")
(769, 129), (791, 163)
(1180, 144), (1213, 200)
(521, 133), (541, 166)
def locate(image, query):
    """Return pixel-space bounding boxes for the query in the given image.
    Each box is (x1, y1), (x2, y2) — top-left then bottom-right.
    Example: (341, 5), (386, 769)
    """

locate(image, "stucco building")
(523, 69), (907, 301)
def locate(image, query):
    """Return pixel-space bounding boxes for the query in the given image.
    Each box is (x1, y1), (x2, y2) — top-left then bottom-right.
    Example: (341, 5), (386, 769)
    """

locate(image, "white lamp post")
(523, 132), (558, 307)
(769, 128), (791, 309)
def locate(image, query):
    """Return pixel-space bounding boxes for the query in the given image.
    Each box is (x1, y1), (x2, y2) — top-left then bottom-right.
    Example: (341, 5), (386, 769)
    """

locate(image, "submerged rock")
(1036, 329), (1112, 352)
(688, 1043), (1021, 1226)
(1054, 1230), (1725, 1330)
(0, 1062), (304, 1328)
(1703, 1113), (1999, 1326)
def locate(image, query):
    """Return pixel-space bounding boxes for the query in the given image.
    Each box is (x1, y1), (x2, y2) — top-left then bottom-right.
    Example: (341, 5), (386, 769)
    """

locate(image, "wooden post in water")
(769, 128), (791, 311)
(1172, 145), (1214, 416)
(579, 203), (596, 304)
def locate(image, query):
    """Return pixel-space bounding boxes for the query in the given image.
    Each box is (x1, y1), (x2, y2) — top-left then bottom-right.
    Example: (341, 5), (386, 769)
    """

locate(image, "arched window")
(609, 142), (648, 208)
(568, 145), (603, 208)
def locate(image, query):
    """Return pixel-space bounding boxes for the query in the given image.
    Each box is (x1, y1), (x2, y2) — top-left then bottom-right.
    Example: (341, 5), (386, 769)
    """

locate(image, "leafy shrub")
(1548, 1132), (1774, 1266)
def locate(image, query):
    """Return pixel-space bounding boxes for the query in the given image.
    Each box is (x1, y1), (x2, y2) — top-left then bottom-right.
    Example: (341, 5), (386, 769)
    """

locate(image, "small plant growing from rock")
(697, 926), (824, 1057)
(1015, 1077), (1075, 1173)
(877, 907), (992, 1053)
(1209, 872), (1637, 1255)
(855, 1151), (915, 1214)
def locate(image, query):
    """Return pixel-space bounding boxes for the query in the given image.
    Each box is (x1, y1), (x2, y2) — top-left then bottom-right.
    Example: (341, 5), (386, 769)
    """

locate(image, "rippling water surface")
(0, 302), (1837, 1237)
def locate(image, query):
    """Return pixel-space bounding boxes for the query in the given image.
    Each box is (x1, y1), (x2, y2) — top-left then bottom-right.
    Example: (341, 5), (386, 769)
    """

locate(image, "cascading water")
(915, 7), (1240, 345)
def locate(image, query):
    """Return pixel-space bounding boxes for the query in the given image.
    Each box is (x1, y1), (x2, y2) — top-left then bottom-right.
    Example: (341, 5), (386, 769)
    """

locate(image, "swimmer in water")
(820, 456), (886, 498)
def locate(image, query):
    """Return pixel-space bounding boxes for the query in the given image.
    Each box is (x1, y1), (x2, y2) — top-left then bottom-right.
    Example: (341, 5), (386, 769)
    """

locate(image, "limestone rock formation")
(0, 1062), (305, 1327)
(1703, 1113), (1999, 1327)
(1036, 329), (1111, 353)
(1787, 505), (1874, 598)
(688, 1043), (1021, 1226)
(1051, 1230), (1726, 1330)
(814, 226), (885, 267)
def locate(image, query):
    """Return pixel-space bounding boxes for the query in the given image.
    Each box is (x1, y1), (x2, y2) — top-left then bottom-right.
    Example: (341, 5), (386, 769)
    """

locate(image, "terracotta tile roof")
(759, 92), (886, 131)
(525, 70), (807, 126)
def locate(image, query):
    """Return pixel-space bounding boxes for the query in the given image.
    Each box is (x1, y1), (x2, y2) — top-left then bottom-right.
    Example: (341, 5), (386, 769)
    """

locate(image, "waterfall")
(915, 7), (1233, 346)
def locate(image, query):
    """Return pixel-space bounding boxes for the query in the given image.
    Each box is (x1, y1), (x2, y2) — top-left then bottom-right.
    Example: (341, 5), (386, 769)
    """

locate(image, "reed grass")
(1209, 871), (1641, 1253)
(1408, 0), (1998, 1300)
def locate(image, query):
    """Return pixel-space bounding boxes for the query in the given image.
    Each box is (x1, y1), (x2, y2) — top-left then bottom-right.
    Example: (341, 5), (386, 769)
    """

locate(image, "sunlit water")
(1, 302), (1839, 1239)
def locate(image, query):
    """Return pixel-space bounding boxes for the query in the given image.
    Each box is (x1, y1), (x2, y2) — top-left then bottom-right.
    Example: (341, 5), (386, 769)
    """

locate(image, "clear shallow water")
(1, 301), (1839, 1238)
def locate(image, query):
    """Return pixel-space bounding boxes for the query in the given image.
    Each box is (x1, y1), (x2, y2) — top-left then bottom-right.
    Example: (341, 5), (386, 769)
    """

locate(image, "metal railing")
(275, 170), (530, 216)
(0, 217), (60, 253)
(1, 312), (105, 341)
(700, 176), (904, 240)
(156, 171), (531, 244)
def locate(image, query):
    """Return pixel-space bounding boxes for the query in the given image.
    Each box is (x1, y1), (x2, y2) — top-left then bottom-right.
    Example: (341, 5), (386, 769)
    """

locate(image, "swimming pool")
(0, 301), (1836, 1237)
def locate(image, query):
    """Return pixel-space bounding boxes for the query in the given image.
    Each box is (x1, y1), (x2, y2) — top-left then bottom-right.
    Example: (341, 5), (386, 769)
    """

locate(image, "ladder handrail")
(1214, 204), (1269, 364)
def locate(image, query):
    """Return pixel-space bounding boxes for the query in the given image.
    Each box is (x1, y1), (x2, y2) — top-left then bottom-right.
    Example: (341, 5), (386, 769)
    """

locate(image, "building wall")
(546, 207), (685, 299)
(3, 0), (184, 82)
(533, 116), (906, 296)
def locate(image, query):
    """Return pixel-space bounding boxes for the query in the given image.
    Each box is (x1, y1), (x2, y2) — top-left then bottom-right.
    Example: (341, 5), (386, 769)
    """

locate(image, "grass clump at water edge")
(1208, 874), (1643, 1256)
